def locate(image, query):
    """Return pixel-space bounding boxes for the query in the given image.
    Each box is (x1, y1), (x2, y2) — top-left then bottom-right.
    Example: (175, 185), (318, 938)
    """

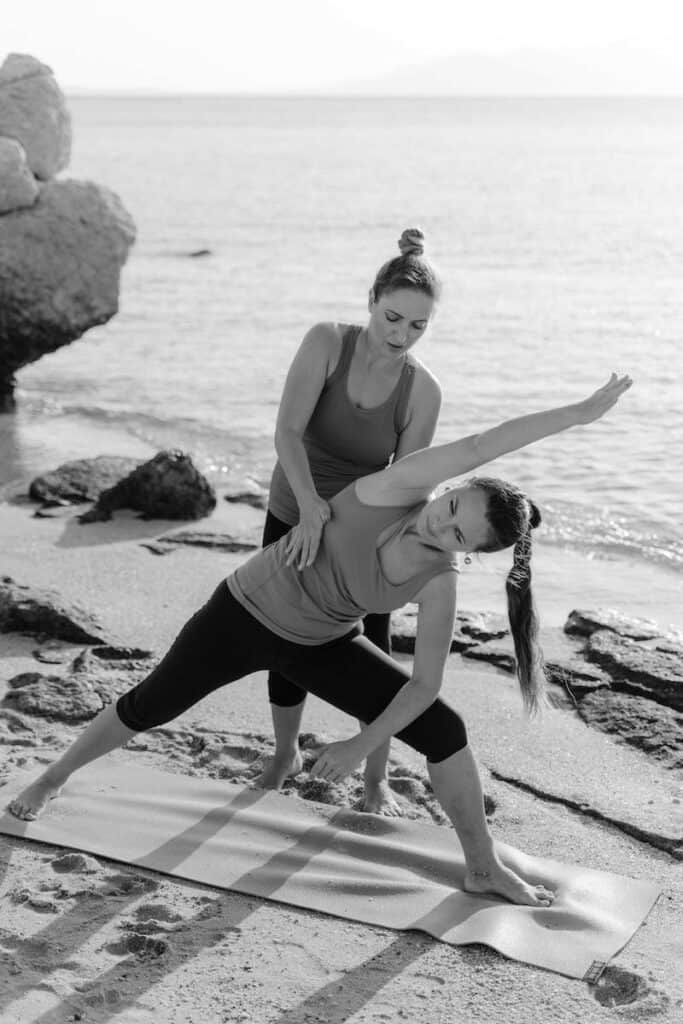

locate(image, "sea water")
(1, 96), (681, 621)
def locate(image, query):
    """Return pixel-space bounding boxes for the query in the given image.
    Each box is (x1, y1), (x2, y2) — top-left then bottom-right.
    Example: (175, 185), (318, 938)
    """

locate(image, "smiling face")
(367, 287), (436, 359)
(415, 484), (493, 555)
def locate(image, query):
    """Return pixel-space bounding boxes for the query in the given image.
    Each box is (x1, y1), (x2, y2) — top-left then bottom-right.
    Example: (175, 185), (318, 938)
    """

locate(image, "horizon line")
(64, 89), (683, 99)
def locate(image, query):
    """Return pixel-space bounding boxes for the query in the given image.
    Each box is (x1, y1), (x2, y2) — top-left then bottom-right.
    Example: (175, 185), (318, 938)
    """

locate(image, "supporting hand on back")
(285, 495), (331, 570)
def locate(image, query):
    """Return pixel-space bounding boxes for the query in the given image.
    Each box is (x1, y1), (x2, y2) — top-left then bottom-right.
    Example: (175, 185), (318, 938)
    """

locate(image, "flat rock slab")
(577, 690), (682, 771)
(3, 646), (152, 724)
(585, 631), (683, 711)
(142, 530), (259, 555)
(224, 489), (268, 511)
(392, 606), (506, 655)
(0, 576), (109, 644)
(564, 608), (678, 642)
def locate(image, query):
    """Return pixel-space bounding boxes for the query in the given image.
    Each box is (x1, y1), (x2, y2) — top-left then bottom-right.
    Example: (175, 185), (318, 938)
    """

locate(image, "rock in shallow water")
(0, 179), (136, 408)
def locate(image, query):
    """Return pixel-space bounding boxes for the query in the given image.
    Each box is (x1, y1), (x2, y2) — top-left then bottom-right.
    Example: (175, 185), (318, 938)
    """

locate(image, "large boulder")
(0, 137), (38, 213)
(0, 179), (136, 408)
(29, 456), (144, 506)
(79, 450), (217, 522)
(0, 54), (71, 180)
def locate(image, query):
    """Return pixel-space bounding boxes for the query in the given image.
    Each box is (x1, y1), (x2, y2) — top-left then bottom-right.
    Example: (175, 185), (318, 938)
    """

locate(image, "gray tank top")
(227, 483), (457, 645)
(268, 325), (416, 524)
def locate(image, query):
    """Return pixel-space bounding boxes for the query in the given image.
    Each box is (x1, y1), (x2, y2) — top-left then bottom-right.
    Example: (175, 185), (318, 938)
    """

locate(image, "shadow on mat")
(2, 785), (474, 1022)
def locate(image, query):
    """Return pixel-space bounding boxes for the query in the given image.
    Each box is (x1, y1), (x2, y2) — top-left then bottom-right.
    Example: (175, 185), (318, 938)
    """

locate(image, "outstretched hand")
(285, 496), (331, 570)
(574, 373), (633, 425)
(310, 738), (364, 785)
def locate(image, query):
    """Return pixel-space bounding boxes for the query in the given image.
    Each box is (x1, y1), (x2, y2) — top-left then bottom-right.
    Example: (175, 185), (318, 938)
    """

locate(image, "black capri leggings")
(116, 583), (467, 764)
(262, 510), (391, 707)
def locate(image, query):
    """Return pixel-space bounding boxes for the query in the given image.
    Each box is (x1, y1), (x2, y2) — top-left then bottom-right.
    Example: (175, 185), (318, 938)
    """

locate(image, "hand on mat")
(574, 372), (632, 424)
(286, 495), (331, 570)
(310, 739), (364, 784)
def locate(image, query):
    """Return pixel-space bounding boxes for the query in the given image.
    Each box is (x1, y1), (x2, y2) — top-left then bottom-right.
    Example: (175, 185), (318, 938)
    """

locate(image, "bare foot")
(356, 779), (402, 817)
(8, 772), (64, 820)
(464, 859), (555, 907)
(256, 748), (304, 790)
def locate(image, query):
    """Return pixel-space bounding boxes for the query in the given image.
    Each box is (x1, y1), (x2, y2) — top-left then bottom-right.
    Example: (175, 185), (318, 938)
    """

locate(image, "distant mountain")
(333, 47), (683, 96)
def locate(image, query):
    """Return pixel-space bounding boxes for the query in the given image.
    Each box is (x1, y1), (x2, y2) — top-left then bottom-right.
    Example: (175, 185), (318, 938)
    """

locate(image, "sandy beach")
(0, 490), (681, 1024)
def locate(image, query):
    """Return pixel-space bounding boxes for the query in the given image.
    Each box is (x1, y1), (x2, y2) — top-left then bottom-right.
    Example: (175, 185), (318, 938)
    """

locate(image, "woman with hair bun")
(9, 373), (631, 910)
(261, 228), (444, 812)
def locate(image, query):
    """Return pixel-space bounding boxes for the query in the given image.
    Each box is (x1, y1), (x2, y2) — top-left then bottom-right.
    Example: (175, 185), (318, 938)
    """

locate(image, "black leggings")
(116, 584), (467, 764)
(262, 510), (391, 707)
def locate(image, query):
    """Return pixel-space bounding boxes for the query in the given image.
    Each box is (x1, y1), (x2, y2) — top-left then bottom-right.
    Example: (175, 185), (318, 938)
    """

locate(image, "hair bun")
(398, 228), (425, 257)
(528, 500), (542, 530)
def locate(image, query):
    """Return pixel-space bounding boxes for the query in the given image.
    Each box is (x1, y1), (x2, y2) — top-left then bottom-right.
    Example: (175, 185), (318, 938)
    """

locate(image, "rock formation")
(0, 576), (109, 644)
(29, 456), (144, 506)
(0, 137), (38, 213)
(79, 450), (217, 522)
(0, 53), (136, 411)
(0, 54), (71, 179)
(404, 605), (682, 771)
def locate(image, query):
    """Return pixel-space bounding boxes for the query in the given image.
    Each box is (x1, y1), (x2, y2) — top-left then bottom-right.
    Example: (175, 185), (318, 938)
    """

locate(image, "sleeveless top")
(268, 324), (417, 525)
(226, 483), (457, 646)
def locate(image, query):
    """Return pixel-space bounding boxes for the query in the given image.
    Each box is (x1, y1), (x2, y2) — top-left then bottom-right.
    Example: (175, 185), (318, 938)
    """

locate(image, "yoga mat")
(0, 762), (660, 979)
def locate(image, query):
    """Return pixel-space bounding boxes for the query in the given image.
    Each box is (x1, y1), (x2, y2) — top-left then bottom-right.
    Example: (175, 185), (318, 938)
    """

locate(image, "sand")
(0, 493), (681, 1024)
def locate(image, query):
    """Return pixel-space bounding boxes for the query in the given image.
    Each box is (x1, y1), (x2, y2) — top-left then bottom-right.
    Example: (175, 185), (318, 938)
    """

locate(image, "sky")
(3, 0), (682, 93)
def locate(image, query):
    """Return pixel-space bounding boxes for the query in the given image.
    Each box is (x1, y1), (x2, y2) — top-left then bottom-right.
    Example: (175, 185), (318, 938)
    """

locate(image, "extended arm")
(310, 572), (457, 781)
(361, 373), (632, 503)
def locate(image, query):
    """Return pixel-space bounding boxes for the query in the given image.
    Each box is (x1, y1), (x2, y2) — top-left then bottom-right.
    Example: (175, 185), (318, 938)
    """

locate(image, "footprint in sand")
(104, 873), (160, 897)
(11, 888), (59, 913)
(51, 852), (101, 874)
(134, 902), (184, 924)
(119, 902), (185, 934)
(589, 965), (670, 1013)
(104, 933), (169, 958)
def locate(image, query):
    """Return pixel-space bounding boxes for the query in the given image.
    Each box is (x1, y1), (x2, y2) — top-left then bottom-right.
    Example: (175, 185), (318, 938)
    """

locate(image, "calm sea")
(2, 96), (682, 583)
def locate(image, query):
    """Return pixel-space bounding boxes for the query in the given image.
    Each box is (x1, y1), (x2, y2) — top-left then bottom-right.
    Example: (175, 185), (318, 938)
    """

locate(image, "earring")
(464, 554), (472, 565)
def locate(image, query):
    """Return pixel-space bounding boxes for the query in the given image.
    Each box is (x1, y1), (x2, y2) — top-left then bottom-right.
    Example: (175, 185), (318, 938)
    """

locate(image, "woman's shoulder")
(298, 321), (353, 364)
(405, 354), (442, 405)
(304, 321), (356, 348)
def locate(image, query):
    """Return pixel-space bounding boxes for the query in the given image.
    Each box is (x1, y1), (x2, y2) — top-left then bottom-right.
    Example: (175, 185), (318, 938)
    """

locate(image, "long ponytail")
(471, 478), (547, 715)
(505, 525), (547, 715)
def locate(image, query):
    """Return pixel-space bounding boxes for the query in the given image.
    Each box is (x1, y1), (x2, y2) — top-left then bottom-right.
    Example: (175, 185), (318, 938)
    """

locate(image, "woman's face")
(415, 485), (492, 555)
(367, 288), (436, 359)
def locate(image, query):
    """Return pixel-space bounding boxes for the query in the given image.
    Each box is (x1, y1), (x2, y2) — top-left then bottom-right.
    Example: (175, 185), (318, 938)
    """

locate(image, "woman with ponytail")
(10, 373), (631, 910)
(262, 229), (443, 811)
